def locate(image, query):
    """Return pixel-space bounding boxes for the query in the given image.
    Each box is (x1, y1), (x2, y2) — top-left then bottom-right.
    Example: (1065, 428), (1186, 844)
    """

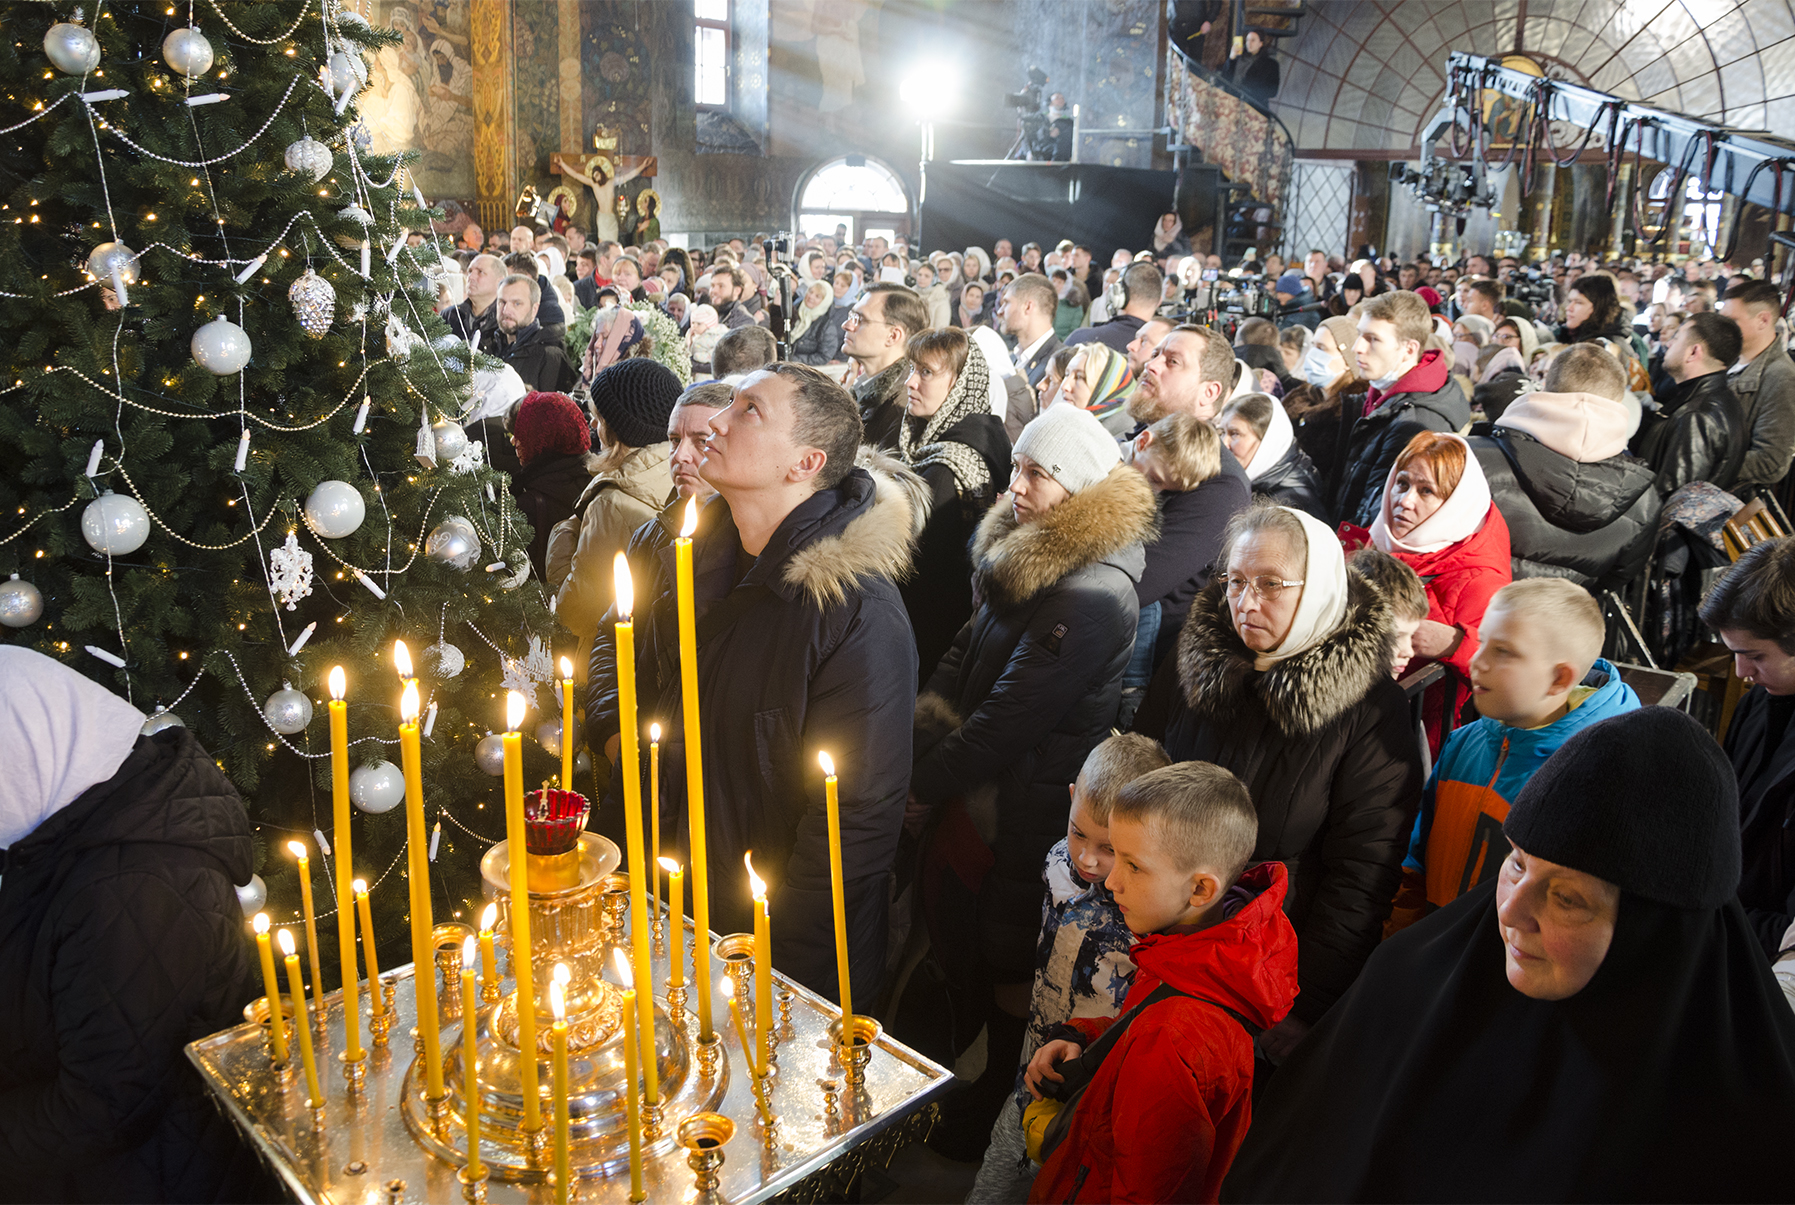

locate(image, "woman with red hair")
(1363, 430), (1511, 747)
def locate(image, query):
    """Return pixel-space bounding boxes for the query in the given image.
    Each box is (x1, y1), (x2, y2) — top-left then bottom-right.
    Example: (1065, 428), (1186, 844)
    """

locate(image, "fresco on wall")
(769, 0), (887, 153)
(362, 0), (475, 203)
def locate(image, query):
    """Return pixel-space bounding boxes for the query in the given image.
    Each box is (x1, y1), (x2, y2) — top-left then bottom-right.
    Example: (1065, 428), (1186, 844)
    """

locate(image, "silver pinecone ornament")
(288, 268), (335, 339)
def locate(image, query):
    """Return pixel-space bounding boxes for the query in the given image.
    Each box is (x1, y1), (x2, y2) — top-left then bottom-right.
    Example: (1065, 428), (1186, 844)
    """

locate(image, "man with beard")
(493, 273), (578, 394)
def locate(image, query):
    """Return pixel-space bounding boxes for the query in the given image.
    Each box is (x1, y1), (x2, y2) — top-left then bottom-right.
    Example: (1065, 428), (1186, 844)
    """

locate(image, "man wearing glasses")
(842, 282), (930, 450)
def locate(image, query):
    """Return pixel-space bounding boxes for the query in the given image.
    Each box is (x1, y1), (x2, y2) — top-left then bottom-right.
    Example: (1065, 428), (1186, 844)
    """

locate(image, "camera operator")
(1043, 93), (1074, 161)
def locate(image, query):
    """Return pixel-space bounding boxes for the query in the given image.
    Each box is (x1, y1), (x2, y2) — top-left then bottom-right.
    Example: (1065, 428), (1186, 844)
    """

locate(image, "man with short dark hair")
(711, 325), (779, 379)
(709, 266), (760, 330)
(1635, 310), (1748, 495)
(587, 363), (919, 1006)
(1720, 280), (1795, 490)
(493, 273), (578, 393)
(843, 282), (926, 449)
(1067, 262), (1164, 355)
(1460, 278), (1502, 323)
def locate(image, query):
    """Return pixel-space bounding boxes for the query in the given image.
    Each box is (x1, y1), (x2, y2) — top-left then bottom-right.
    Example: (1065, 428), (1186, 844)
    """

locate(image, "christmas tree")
(0, 2), (563, 981)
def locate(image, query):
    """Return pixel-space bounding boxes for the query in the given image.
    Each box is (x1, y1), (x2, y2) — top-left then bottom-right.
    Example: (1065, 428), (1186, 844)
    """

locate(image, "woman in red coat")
(1354, 431), (1511, 748)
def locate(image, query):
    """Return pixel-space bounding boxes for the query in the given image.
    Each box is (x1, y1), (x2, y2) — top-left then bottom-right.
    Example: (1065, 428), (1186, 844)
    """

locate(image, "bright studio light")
(900, 74), (954, 117)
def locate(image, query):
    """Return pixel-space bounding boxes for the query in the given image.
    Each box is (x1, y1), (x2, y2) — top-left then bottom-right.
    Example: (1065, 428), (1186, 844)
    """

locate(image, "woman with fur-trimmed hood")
(910, 404), (1158, 1134)
(1134, 501), (1423, 1062)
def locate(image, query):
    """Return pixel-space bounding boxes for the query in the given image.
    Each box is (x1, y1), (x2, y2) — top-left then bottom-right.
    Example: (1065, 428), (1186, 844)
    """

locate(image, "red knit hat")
(512, 392), (591, 467)
(1415, 286), (1444, 312)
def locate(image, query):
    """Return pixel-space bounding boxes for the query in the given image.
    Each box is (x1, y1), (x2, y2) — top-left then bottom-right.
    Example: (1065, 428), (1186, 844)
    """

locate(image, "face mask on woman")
(1302, 343), (1341, 387)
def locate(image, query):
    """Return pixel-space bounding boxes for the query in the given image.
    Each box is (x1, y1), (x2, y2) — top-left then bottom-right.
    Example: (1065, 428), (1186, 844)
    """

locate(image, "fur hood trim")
(782, 448), (926, 609)
(1177, 569), (1393, 738)
(971, 464), (1158, 610)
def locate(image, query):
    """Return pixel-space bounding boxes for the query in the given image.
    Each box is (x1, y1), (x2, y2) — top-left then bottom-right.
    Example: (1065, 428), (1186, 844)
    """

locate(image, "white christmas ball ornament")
(161, 26), (214, 76)
(424, 516), (478, 570)
(288, 268), (335, 339)
(81, 491), (151, 556)
(350, 760), (405, 813)
(263, 685), (314, 734)
(284, 136), (332, 183)
(304, 480), (365, 539)
(141, 709), (184, 735)
(328, 49), (366, 97)
(429, 418), (468, 463)
(44, 21), (101, 74)
(475, 732), (506, 777)
(422, 640), (465, 679)
(0, 574), (43, 627)
(236, 874), (268, 916)
(87, 242), (138, 286)
(191, 316), (252, 374)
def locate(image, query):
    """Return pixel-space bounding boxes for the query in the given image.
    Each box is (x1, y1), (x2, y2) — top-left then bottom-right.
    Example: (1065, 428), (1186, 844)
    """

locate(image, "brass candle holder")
(667, 982), (689, 1026)
(714, 932), (755, 1005)
(457, 1164), (489, 1202)
(695, 1031), (723, 1080)
(341, 1049), (368, 1092)
(679, 1112), (735, 1194)
(370, 997), (394, 1050)
(819, 1079), (839, 1131)
(778, 988), (795, 1034)
(828, 1016), (881, 1087)
(244, 994), (294, 1068)
(599, 872), (630, 944)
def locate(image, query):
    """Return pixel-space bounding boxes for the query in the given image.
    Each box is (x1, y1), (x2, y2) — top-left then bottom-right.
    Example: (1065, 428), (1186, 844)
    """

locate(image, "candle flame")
(611, 947), (633, 989)
(480, 902), (498, 934)
(559, 655), (572, 681)
(818, 751), (835, 777)
(613, 551), (633, 618)
(650, 721), (661, 742)
(277, 928), (296, 956)
(287, 839), (307, 860)
(549, 979), (565, 1022)
(554, 962), (572, 986)
(680, 496), (698, 539)
(253, 912), (269, 935)
(745, 851), (766, 902)
(393, 640), (412, 679)
(352, 878), (368, 895)
(328, 665), (346, 700)
(658, 855), (680, 874)
(400, 679), (420, 722)
(505, 690), (526, 732)
(462, 935), (477, 970)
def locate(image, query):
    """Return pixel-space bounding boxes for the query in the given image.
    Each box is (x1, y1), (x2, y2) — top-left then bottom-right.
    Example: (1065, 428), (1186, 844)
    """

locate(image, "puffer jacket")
(912, 465), (1158, 979)
(1134, 572), (1424, 1023)
(1334, 350), (1470, 526)
(790, 306), (847, 366)
(0, 728), (273, 1204)
(1250, 440), (1327, 519)
(1635, 369), (1748, 495)
(1030, 863), (1299, 1205)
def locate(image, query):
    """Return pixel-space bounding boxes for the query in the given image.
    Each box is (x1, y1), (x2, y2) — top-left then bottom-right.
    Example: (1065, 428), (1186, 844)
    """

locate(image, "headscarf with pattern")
(898, 339), (994, 499)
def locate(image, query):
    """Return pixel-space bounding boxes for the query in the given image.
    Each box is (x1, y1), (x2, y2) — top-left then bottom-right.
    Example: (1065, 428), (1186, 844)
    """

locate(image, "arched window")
(796, 156), (911, 248)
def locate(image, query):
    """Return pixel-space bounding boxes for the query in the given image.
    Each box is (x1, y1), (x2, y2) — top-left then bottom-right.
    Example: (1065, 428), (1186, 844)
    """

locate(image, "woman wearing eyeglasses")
(1133, 500), (1424, 1065)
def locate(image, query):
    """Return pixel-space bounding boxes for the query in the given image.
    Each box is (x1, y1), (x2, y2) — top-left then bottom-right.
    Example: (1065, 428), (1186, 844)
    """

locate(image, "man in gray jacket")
(1720, 280), (1795, 492)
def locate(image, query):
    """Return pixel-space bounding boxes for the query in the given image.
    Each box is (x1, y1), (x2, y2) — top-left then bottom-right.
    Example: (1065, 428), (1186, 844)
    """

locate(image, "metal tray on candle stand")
(187, 846), (952, 1202)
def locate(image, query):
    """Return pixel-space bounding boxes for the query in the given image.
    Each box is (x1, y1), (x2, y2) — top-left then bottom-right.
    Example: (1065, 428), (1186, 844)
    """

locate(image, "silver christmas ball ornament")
(0, 574), (43, 627)
(236, 874), (267, 916)
(349, 760), (405, 813)
(263, 684), (313, 734)
(422, 640), (465, 679)
(536, 719), (563, 757)
(327, 49), (366, 97)
(81, 491), (151, 556)
(87, 242), (138, 286)
(474, 732), (506, 777)
(141, 709), (184, 735)
(284, 136), (333, 183)
(304, 480), (365, 539)
(288, 268), (335, 339)
(161, 26), (214, 76)
(424, 515), (478, 570)
(44, 20), (101, 74)
(429, 418), (468, 463)
(575, 749), (592, 777)
(191, 315), (252, 374)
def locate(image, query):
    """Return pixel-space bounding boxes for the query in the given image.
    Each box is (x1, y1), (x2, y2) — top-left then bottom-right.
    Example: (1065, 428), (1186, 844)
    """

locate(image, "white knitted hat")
(1012, 403), (1122, 494)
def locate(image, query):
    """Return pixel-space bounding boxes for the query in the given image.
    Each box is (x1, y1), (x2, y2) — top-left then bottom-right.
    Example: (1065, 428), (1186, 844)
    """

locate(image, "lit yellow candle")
(660, 857), (684, 987)
(559, 656), (575, 791)
(280, 928), (324, 1108)
(612, 553), (659, 1105)
(288, 840), (326, 1024)
(399, 677), (445, 1099)
(649, 723), (661, 931)
(819, 752), (854, 1033)
(328, 668), (362, 1062)
(746, 852), (772, 1078)
(460, 937), (483, 1178)
(549, 976), (571, 1205)
(354, 880), (384, 1020)
(613, 950), (646, 1202)
(253, 913), (288, 1062)
(502, 691), (543, 1132)
(478, 902), (498, 991)
(674, 497), (714, 1039)
(726, 985), (774, 1127)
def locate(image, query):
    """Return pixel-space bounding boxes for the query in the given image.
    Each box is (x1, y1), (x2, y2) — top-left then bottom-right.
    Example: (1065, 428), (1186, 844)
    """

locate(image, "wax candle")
(501, 691), (543, 1132)
(613, 950), (646, 1201)
(288, 840), (326, 1024)
(478, 902), (498, 991)
(612, 553), (659, 1105)
(559, 656), (575, 791)
(649, 722), (662, 927)
(328, 668), (361, 1062)
(280, 928), (324, 1108)
(549, 977), (571, 1205)
(253, 913), (288, 1062)
(399, 678), (445, 1099)
(660, 857), (684, 987)
(354, 880), (384, 1020)
(460, 937), (482, 1178)
(819, 752), (853, 1036)
(674, 497), (714, 1039)
(726, 986), (774, 1127)
(746, 852), (772, 1078)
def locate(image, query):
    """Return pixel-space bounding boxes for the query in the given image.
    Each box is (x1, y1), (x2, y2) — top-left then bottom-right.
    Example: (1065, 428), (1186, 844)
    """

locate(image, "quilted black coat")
(0, 728), (275, 1203)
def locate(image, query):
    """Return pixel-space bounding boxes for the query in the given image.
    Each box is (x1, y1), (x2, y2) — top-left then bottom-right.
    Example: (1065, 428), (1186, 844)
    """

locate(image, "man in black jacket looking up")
(1635, 309), (1748, 496)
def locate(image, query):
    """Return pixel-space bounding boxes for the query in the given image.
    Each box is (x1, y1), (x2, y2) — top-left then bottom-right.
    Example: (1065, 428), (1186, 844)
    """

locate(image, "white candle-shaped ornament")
(84, 439), (104, 478)
(234, 428), (250, 472)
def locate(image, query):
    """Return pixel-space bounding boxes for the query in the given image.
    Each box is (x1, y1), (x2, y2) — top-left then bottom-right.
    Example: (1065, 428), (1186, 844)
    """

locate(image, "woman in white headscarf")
(1218, 391), (1326, 517)
(1134, 501), (1424, 1062)
(0, 647), (269, 1202)
(789, 278), (845, 365)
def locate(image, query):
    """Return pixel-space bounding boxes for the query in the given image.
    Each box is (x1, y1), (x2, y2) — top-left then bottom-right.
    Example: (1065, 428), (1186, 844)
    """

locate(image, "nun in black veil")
(1224, 706), (1795, 1204)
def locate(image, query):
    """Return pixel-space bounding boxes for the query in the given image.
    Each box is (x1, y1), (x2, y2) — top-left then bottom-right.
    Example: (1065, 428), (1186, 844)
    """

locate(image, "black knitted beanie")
(590, 357), (682, 449)
(1504, 707), (1740, 910)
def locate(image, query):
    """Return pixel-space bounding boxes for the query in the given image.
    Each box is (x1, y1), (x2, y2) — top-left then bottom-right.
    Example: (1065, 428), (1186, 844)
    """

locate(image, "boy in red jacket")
(1024, 763), (1299, 1204)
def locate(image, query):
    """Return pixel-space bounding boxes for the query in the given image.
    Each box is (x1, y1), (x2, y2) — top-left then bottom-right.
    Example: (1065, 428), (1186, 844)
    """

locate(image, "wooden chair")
(1723, 497), (1789, 561)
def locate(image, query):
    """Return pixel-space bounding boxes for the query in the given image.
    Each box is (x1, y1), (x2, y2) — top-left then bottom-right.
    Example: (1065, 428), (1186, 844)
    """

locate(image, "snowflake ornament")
(269, 532), (315, 611)
(450, 439), (486, 476)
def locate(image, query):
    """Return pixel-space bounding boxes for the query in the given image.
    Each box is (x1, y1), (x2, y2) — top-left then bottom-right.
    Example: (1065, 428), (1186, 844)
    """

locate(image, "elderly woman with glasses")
(1134, 500), (1424, 1063)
